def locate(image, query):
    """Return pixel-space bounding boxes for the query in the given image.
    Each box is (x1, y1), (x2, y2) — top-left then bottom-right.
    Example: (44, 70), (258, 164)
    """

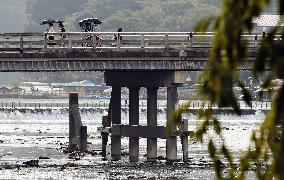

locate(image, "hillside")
(25, 0), (220, 32)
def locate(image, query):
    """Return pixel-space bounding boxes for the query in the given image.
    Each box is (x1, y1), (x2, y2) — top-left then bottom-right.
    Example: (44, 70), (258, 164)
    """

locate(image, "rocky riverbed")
(0, 101), (264, 179)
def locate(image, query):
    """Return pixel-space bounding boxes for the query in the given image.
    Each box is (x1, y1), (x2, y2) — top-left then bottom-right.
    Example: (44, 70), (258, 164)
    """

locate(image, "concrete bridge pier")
(147, 87), (158, 161)
(166, 86), (178, 161)
(111, 86), (121, 161)
(129, 87), (140, 162)
(105, 71), (185, 162)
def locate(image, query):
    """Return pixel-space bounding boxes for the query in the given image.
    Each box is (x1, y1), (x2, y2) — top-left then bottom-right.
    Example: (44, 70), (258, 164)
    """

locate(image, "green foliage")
(166, 0), (284, 179)
(25, 0), (87, 32)
(25, 0), (220, 32)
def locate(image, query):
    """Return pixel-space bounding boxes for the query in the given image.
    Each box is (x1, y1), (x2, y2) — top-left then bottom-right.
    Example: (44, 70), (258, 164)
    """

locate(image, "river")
(0, 98), (265, 179)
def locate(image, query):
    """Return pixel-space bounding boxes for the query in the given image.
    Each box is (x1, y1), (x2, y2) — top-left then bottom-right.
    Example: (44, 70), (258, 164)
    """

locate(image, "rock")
(91, 151), (99, 156)
(157, 156), (166, 160)
(65, 162), (77, 167)
(60, 165), (66, 171)
(62, 149), (69, 154)
(23, 160), (39, 167)
(121, 152), (129, 156)
(3, 164), (13, 169)
(39, 156), (50, 159)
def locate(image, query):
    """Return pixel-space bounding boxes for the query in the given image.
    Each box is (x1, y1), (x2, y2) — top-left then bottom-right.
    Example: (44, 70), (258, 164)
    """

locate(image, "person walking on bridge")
(112, 28), (123, 47)
(47, 23), (55, 47)
(58, 22), (66, 47)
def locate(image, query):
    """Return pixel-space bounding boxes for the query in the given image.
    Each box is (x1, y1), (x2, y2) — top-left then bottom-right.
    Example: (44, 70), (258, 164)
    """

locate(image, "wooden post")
(79, 126), (87, 152)
(117, 33), (120, 51)
(141, 34), (145, 48)
(19, 36), (24, 53)
(92, 33), (97, 49)
(182, 119), (189, 162)
(254, 35), (258, 52)
(190, 32), (193, 50)
(101, 115), (109, 157)
(69, 92), (82, 152)
(44, 33), (47, 50)
(68, 34), (72, 50)
(164, 34), (169, 52)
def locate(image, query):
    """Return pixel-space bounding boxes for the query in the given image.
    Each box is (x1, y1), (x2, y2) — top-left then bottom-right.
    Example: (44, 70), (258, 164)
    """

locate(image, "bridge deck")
(0, 32), (268, 71)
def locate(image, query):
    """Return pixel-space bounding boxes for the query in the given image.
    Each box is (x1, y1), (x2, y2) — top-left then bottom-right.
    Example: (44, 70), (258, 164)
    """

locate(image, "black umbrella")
(79, 18), (102, 27)
(89, 18), (102, 25)
(40, 19), (56, 25)
(56, 20), (65, 24)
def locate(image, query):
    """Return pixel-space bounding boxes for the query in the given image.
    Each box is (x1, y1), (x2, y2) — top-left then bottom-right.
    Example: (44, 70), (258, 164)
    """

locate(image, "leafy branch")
(168, 0), (284, 179)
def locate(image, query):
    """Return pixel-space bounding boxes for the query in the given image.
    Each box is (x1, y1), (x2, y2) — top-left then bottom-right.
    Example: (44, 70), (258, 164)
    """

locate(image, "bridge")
(0, 32), (264, 72)
(0, 31), (271, 162)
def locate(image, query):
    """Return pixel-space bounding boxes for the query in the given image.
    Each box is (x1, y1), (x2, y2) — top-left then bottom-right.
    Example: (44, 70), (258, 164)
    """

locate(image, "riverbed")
(0, 99), (264, 179)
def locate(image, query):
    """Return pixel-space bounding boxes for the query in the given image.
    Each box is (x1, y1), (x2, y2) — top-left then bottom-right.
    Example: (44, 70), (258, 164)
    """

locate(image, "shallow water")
(0, 99), (264, 179)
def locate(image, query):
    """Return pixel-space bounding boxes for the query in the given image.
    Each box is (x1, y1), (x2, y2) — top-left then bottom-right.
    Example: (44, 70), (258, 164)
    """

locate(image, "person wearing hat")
(58, 22), (66, 47)
(112, 28), (123, 47)
(47, 23), (55, 47)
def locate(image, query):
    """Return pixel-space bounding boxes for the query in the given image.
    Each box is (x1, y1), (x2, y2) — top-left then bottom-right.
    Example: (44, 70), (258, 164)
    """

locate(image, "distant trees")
(25, 0), (220, 32)
(25, 0), (87, 31)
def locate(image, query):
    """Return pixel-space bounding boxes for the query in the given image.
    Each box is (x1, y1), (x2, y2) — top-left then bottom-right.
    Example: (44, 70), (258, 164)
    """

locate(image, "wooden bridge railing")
(0, 32), (276, 53)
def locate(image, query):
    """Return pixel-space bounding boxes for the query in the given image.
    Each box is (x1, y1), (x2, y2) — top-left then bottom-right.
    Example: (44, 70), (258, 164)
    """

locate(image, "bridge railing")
(0, 32), (276, 52)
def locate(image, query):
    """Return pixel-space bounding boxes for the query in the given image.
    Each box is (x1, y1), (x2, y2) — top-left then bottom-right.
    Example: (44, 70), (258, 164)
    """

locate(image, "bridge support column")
(166, 86), (178, 162)
(129, 87), (140, 162)
(147, 87), (158, 162)
(111, 86), (121, 161)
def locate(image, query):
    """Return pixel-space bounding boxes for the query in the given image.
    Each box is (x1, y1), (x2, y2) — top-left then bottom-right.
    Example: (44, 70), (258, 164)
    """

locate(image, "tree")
(25, 0), (87, 32)
(168, 0), (284, 179)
